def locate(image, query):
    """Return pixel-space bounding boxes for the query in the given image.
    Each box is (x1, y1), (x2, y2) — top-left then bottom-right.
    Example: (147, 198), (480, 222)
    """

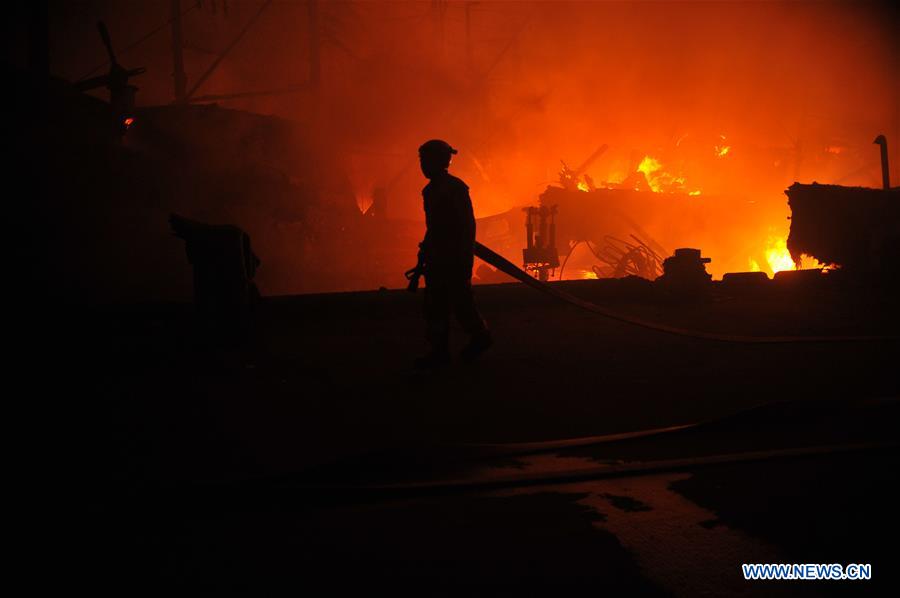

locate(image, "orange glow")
(636, 155), (662, 183)
(715, 134), (730, 157)
(749, 235), (830, 275)
(355, 194), (373, 214)
(765, 236), (796, 274)
(123, 117), (134, 129)
(798, 254), (835, 271)
(606, 172), (626, 186)
(748, 258), (763, 273)
(65, 1), (893, 294)
(748, 236), (795, 274)
(635, 155), (697, 195)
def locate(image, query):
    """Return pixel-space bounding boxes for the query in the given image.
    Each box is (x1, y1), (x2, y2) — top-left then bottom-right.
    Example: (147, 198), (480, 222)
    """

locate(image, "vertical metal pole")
(171, 0), (187, 103)
(525, 208), (534, 249)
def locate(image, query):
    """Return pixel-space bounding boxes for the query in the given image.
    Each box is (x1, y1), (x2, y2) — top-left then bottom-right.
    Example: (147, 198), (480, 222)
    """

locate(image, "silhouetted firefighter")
(407, 139), (492, 368)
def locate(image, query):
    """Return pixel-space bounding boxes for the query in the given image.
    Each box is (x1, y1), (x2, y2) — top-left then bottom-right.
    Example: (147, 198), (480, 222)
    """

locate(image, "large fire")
(36, 0), (893, 297)
(565, 137), (836, 281)
(636, 155), (691, 194)
(749, 236), (795, 275)
(749, 235), (829, 276)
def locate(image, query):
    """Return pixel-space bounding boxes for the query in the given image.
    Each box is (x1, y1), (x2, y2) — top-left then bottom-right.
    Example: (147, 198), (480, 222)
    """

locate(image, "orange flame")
(749, 235), (830, 275)
(635, 155), (697, 194)
(715, 134), (730, 157)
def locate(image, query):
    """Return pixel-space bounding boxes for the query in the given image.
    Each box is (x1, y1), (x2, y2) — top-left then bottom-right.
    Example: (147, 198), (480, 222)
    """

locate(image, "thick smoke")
(38, 0), (900, 287)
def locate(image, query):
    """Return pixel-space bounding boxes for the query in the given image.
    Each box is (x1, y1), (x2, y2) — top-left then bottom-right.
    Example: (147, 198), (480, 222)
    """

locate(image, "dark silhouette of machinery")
(169, 214), (261, 333)
(656, 248), (712, 295)
(74, 21), (146, 130)
(523, 205), (559, 281)
(558, 234), (664, 281)
(786, 134), (899, 279)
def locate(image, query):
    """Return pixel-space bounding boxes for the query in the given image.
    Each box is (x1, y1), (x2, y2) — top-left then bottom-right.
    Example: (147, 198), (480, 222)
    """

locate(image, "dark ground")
(52, 276), (899, 595)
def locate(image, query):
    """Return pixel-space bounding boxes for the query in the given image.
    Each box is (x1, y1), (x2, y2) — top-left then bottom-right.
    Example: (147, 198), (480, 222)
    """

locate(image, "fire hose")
(469, 241), (898, 344)
(215, 399), (897, 496)
(330, 441), (895, 494)
(252, 400), (898, 493)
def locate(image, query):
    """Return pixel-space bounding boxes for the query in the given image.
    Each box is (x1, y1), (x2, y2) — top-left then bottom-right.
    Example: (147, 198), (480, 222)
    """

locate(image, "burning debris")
(555, 235), (663, 281)
(536, 183), (769, 282)
(21, 0), (899, 299)
(748, 234), (826, 276)
(526, 128), (898, 285)
(524, 134), (811, 282)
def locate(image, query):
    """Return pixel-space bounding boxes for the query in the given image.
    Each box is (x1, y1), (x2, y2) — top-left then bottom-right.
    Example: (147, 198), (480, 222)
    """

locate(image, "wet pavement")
(58, 281), (899, 594)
